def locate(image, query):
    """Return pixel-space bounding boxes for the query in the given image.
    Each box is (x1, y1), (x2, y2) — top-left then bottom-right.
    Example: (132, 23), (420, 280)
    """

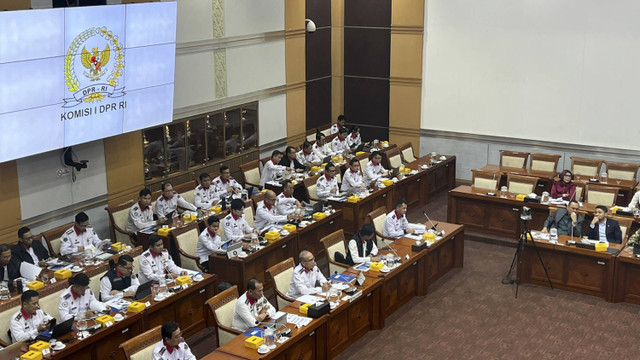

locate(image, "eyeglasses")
(304, 257), (315, 263)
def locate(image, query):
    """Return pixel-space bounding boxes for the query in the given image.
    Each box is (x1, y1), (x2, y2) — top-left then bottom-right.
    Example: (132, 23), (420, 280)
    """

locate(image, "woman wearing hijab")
(551, 170), (577, 200)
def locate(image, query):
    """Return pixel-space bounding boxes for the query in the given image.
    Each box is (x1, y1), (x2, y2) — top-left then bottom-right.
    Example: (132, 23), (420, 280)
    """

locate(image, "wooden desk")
(329, 186), (394, 235)
(519, 234), (623, 301)
(405, 155), (457, 205)
(571, 177), (637, 206)
(480, 164), (556, 194)
(296, 210), (343, 265)
(422, 222), (465, 291)
(613, 246), (640, 304)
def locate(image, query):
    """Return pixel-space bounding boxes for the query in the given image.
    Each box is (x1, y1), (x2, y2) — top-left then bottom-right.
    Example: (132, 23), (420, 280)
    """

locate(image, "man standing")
(211, 165), (243, 200)
(384, 199), (415, 239)
(346, 224), (380, 265)
(10, 290), (54, 343)
(60, 212), (104, 256)
(276, 179), (302, 215)
(59, 273), (108, 321)
(254, 190), (296, 230)
(222, 199), (256, 242)
(139, 236), (187, 284)
(152, 321), (196, 360)
(587, 205), (622, 244)
(194, 172), (218, 209)
(232, 278), (276, 331)
(316, 163), (339, 200)
(13, 227), (50, 267)
(287, 250), (330, 299)
(341, 158), (365, 194)
(156, 182), (197, 219)
(542, 200), (585, 237)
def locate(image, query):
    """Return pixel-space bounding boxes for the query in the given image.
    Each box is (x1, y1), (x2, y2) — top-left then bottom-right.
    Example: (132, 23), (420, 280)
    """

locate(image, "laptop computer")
(133, 280), (153, 300)
(0, 341), (23, 358)
(226, 242), (243, 258)
(35, 317), (74, 341)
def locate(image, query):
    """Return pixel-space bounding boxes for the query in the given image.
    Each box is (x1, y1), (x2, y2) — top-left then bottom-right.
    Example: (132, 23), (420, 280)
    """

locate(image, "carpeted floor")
(190, 189), (640, 359)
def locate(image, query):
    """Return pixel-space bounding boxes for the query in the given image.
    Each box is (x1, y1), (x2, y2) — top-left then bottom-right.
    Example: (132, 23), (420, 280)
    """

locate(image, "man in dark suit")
(279, 146), (306, 173)
(587, 205), (622, 244)
(542, 199), (584, 236)
(0, 243), (19, 282)
(12, 226), (51, 267)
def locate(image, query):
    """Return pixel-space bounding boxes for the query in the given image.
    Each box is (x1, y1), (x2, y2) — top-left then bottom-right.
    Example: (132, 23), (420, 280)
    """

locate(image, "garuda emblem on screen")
(63, 27), (125, 107)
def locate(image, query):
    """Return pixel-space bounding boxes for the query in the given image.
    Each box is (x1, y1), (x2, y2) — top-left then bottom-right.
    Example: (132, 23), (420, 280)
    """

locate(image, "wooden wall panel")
(344, 77), (389, 140)
(391, 0), (424, 26)
(390, 33), (423, 79)
(306, 77), (332, 130)
(0, 161), (22, 244)
(344, 27), (390, 78)
(345, 0), (392, 27)
(306, 0), (332, 131)
(285, 0), (305, 31)
(389, 81), (421, 150)
(306, 27), (331, 81)
(286, 35), (306, 85)
(331, 0), (344, 120)
(287, 86), (307, 144)
(104, 131), (145, 206)
(306, 0), (331, 27)
(286, 0), (307, 142)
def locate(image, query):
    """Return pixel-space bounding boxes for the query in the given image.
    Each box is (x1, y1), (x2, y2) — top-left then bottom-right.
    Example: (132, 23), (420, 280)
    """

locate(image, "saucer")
(193, 275), (204, 282)
(114, 314), (124, 322)
(257, 347), (270, 354)
(238, 252), (248, 258)
(71, 267), (83, 272)
(53, 343), (66, 351)
(380, 267), (391, 273)
(154, 295), (166, 302)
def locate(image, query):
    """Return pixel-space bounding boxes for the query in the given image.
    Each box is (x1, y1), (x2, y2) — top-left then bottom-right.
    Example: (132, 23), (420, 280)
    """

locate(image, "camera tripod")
(502, 218), (553, 298)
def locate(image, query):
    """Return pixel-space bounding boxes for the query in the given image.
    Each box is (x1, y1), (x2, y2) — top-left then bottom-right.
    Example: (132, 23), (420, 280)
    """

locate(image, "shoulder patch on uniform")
(159, 347), (166, 355)
(144, 252), (151, 257)
(15, 313), (22, 320)
(65, 229), (73, 234)
(63, 293), (71, 299)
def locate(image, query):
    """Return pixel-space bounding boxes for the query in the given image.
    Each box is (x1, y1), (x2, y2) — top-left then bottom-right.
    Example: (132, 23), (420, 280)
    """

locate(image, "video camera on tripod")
(520, 206), (532, 221)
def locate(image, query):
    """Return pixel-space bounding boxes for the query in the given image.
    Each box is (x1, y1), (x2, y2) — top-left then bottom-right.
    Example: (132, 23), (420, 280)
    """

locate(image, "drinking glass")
(0, 283), (9, 300)
(76, 311), (88, 337)
(158, 278), (168, 297)
(600, 171), (608, 184)
(41, 273), (49, 284)
(549, 228), (558, 243)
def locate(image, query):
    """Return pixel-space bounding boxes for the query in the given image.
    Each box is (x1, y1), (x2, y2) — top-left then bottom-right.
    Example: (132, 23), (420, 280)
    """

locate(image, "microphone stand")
(378, 236), (400, 259)
(422, 211), (442, 236)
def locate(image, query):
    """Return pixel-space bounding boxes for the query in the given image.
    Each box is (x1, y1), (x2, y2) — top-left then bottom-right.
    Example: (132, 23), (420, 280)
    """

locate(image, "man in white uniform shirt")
(232, 278), (276, 331)
(193, 172), (219, 209)
(260, 150), (287, 187)
(341, 158), (365, 194)
(297, 140), (321, 166)
(223, 199), (256, 242)
(139, 236), (187, 284)
(254, 190), (296, 230)
(316, 163), (339, 200)
(312, 133), (336, 160)
(10, 290), (54, 343)
(60, 212), (104, 256)
(348, 126), (362, 148)
(331, 127), (351, 154)
(364, 151), (390, 184)
(384, 199), (415, 239)
(152, 321), (196, 360)
(330, 114), (346, 134)
(156, 182), (197, 219)
(276, 180), (302, 215)
(287, 250), (330, 299)
(197, 216), (223, 270)
(59, 273), (108, 322)
(212, 165), (243, 200)
(127, 188), (161, 234)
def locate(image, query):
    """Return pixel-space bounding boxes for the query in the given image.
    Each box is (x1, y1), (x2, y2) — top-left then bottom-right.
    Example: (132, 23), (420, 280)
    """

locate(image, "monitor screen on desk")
(0, 2), (177, 162)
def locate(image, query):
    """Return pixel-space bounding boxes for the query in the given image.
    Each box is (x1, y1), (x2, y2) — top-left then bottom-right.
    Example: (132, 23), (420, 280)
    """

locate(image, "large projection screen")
(0, 2), (177, 162)
(422, 0), (640, 150)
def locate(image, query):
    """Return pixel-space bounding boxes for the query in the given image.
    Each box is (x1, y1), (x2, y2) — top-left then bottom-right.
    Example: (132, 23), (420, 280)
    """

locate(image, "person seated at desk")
(384, 199), (414, 239)
(60, 212), (103, 256)
(254, 190), (296, 230)
(280, 146), (306, 173)
(223, 199), (257, 242)
(197, 216), (223, 270)
(156, 182), (197, 219)
(260, 150), (288, 187)
(100, 254), (139, 301)
(587, 205), (622, 244)
(627, 190), (640, 209)
(13, 227), (50, 267)
(232, 278), (276, 332)
(1, 244), (19, 283)
(194, 172), (218, 209)
(153, 321), (196, 360)
(551, 170), (577, 201)
(10, 290), (54, 343)
(316, 162), (339, 200)
(127, 188), (164, 234)
(330, 114), (347, 134)
(348, 125), (362, 148)
(331, 127), (351, 154)
(297, 140), (321, 167)
(542, 200), (584, 237)
(212, 165), (243, 200)
(341, 158), (365, 194)
(286, 250), (330, 299)
(139, 235), (187, 284)
(312, 132), (336, 160)
(59, 273), (108, 322)
(365, 151), (391, 184)
(276, 179), (303, 215)
(346, 224), (380, 265)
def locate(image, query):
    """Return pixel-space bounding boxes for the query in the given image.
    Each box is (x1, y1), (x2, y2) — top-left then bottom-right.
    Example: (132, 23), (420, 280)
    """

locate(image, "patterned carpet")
(190, 189), (640, 359)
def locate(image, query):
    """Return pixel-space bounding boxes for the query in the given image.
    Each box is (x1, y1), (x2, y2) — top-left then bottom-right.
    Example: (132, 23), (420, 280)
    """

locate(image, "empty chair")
(471, 169), (500, 191)
(574, 183), (585, 202)
(585, 184), (619, 207)
(303, 174), (322, 204)
(205, 285), (242, 347)
(239, 160), (261, 189)
(265, 257), (296, 310)
(605, 161), (640, 181)
(171, 222), (204, 272)
(506, 174), (538, 194)
(366, 206), (395, 249)
(570, 156), (604, 178)
(399, 142), (417, 163)
(119, 325), (161, 360)
(87, 263), (110, 299)
(611, 215), (633, 241)
(499, 150), (529, 169)
(529, 153), (561, 173)
(355, 153), (370, 176)
(105, 200), (136, 247)
(243, 199), (255, 228)
(173, 181), (197, 205)
(41, 222), (75, 257)
(386, 148), (404, 169)
(320, 230), (349, 274)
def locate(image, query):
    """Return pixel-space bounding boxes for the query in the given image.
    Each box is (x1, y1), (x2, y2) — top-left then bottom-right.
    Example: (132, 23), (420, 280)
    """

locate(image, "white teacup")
(258, 345), (269, 352)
